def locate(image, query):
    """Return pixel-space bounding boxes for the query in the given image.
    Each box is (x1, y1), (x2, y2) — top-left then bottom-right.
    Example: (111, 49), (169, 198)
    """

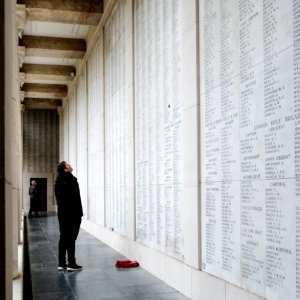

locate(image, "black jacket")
(55, 172), (83, 219)
(29, 185), (37, 199)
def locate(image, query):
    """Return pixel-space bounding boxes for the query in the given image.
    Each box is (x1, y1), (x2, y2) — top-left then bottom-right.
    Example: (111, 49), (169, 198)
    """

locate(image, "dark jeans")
(58, 216), (81, 266)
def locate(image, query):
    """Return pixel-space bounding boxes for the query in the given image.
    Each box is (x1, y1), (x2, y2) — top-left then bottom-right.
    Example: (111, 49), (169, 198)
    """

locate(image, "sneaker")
(67, 264), (82, 272)
(58, 264), (67, 271)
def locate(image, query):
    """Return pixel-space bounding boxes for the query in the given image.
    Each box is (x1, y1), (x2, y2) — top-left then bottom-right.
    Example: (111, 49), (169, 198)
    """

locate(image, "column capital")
(17, 46), (25, 68)
(57, 106), (62, 115)
(19, 72), (25, 88)
(16, 4), (26, 38)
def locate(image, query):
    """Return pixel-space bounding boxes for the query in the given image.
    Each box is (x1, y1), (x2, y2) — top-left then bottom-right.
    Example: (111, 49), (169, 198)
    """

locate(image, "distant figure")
(55, 161), (83, 272)
(28, 180), (39, 218)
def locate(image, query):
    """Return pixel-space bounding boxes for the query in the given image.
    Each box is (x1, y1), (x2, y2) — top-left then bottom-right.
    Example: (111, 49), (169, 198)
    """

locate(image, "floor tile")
(32, 273), (71, 294)
(26, 214), (190, 300)
(34, 291), (76, 300)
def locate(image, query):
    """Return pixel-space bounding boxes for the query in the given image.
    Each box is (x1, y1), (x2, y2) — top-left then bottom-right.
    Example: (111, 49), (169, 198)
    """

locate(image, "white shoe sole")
(67, 267), (82, 272)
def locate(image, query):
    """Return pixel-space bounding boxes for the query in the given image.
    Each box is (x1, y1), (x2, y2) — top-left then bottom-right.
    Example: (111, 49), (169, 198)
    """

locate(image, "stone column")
(5, 0), (22, 288)
(2, 0), (15, 298)
(0, 0), (6, 297)
(11, 0), (22, 280)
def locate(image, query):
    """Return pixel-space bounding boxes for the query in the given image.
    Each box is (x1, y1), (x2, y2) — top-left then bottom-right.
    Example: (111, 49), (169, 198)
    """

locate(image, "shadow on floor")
(24, 214), (190, 300)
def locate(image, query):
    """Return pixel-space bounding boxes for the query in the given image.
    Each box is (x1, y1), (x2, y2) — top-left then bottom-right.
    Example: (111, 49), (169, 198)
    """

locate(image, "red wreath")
(115, 260), (139, 268)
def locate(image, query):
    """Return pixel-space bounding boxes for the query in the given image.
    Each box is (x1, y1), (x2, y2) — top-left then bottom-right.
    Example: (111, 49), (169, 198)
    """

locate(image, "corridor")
(26, 214), (189, 300)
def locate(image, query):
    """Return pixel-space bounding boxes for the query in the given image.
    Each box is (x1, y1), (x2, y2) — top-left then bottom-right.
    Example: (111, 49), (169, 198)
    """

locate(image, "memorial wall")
(87, 43), (105, 225)
(68, 96), (77, 175)
(104, 0), (132, 236)
(200, 0), (300, 299)
(134, 0), (184, 259)
(76, 71), (88, 216)
(62, 104), (69, 163)
(23, 110), (59, 173)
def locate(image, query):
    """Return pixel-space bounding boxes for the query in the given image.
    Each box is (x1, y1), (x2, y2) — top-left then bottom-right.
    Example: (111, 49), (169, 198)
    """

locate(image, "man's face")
(64, 163), (73, 173)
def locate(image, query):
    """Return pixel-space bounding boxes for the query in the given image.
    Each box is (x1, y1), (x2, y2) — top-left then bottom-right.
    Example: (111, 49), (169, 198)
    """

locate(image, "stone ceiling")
(16, 0), (104, 109)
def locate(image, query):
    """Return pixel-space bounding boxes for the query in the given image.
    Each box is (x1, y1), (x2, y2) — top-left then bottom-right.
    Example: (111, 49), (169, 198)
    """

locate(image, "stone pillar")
(1, 0), (15, 299)
(0, 0), (6, 297)
(11, 0), (22, 280)
(5, 0), (22, 290)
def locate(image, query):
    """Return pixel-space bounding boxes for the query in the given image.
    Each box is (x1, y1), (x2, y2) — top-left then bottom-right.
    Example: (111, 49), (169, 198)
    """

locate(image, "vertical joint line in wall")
(132, 0), (136, 242)
(195, 0), (202, 271)
(86, 60), (89, 221)
(238, 17), (241, 277)
(103, 25), (107, 228)
(74, 84), (77, 170)
(64, 98), (70, 161)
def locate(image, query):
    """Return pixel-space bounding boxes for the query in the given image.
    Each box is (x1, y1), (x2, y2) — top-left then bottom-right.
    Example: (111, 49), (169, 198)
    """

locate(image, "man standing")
(28, 180), (39, 218)
(54, 161), (83, 271)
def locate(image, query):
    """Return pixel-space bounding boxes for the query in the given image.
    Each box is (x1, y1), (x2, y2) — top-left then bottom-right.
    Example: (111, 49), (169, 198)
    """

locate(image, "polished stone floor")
(27, 214), (189, 300)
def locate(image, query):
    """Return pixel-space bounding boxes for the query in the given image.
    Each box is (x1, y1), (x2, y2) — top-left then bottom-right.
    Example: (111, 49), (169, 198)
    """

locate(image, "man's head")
(57, 161), (73, 174)
(31, 180), (36, 186)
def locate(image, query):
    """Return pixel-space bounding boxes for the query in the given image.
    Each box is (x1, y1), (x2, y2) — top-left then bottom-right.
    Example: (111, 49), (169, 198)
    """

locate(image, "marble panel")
(183, 105), (199, 188)
(145, 246), (166, 282)
(227, 282), (264, 300)
(191, 270), (225, 300)
(134, 0), (185, 261)
(182, 25), (198, 110)
(104, 0), (132, 236)
(181, 0), (197, 32)
(62, 104), (69, 161)
(182, 186), (199, 268)
(200, 0), (300, 298)
(68, 96), (76, 172)
(165, 256), (191, 298)
(76, 69), (88, 217)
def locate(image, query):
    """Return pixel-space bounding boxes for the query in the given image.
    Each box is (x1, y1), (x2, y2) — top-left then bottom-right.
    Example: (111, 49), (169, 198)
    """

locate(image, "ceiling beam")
(20, 0), (103, 13)
(22, 98), (62, 110)
(21, 63), (76, 76)
(20, 64), (75, 84)
(26, 9), (102, 26)
(20, 0), (103, 26)
(20, 35), (86, 59)
(22, 83), (68, 99)
(16, 1), (104, 109)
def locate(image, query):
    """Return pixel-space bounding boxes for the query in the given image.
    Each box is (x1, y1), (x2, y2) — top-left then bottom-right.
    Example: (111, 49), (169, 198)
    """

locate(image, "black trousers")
(58, 216), (81, 265)
(28, 198), (39, 217)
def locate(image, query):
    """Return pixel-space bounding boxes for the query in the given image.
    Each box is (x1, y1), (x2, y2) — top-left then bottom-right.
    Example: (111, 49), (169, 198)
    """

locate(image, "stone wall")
(59, 0), (300, 299)
(23, 109), (59, 212)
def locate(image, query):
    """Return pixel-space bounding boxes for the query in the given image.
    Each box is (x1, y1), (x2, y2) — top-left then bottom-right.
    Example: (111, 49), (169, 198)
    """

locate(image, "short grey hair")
(57, 161), (67, 174)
